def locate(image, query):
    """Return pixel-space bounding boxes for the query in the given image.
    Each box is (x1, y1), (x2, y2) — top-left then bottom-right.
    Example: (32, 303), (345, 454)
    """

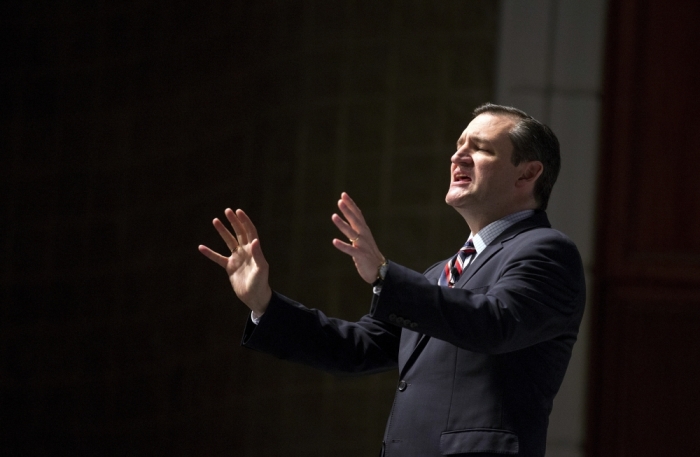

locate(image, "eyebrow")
(456, 135), (493, 149)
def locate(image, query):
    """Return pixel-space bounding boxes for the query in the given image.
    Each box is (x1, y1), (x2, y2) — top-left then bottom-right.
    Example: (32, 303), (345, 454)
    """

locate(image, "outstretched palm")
(331, 193), (386, 283)
(198, 208), (272, 315)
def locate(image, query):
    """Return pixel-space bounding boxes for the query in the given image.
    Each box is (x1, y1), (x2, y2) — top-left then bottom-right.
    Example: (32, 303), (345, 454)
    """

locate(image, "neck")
(456, 202), (538, 235)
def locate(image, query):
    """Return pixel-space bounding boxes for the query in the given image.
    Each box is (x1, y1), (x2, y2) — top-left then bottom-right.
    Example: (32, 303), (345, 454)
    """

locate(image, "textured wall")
(1, 1), (498, 455)
(494, 2), (607, 456)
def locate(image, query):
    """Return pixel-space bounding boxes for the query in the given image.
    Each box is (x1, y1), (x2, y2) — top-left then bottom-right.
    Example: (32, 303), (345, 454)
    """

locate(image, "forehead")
(457, 113), (516, 147)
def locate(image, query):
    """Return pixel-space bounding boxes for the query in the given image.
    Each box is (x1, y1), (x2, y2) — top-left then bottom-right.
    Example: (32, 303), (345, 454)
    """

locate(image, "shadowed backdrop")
(1, 1), (501, 455)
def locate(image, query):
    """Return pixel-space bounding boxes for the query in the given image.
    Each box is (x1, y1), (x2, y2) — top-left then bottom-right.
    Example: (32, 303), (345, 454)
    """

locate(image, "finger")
(337, 198), (367, 232)
(249, 238), (267, 267)
(198, 244), (229, 268)
(332, 238), (356, 256)
(332, 213), (359, 241)
(340, 192), (367, 224)
(212, 218), (240, 252)
(236, 209), (259, 242)
(224, 208), (248, 245)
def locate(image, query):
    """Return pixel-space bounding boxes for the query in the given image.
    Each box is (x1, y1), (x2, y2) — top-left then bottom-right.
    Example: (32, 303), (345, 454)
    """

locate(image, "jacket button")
(389, 314), (397, 322)
(398, 380), (407, 391)
(410, 322), (418, 329)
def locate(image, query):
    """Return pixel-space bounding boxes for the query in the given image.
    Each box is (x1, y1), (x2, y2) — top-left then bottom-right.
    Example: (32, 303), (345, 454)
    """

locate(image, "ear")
(516, 161), (543, 187)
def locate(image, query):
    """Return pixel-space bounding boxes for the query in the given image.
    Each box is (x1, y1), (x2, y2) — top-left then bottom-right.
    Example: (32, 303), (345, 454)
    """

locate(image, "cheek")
(475, 164), (514, 191)
(475, 163), (497, 181)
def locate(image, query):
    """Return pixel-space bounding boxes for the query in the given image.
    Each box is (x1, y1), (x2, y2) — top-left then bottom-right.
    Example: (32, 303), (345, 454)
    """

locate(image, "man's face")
(445, 113), (523, 214)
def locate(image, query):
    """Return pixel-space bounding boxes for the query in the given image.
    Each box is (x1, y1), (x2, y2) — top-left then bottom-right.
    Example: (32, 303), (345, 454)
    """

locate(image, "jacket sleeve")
(370, 230), (586, 354)
(242, 291), (401, 376)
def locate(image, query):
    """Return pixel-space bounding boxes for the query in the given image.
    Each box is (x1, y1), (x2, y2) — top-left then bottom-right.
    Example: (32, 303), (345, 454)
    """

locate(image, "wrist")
(249, 287), (272, 316)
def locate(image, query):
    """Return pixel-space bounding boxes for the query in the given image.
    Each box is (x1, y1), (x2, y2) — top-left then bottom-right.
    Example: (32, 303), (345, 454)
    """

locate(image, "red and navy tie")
(439, 239), (476, 287)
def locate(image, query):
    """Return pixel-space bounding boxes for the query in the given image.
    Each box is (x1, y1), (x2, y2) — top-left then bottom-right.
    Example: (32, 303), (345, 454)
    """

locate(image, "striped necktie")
(439, 239), (476, 287)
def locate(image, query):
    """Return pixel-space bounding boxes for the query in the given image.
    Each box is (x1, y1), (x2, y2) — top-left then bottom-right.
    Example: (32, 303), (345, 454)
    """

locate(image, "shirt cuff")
(251, 311), (263, 325)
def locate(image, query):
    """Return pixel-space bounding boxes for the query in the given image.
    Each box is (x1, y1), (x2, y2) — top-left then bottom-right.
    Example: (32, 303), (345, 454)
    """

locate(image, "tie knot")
(439, 239), (476, 287)
(460, 239), (476, 254)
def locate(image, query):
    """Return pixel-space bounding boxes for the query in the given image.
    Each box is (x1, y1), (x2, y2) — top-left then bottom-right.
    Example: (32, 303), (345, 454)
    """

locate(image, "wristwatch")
(377, 259), (389, 281)
(372, 259), (389, 293)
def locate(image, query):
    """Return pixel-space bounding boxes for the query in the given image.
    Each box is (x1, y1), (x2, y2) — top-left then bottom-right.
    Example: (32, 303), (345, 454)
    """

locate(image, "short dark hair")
(472, 103), (561, 210)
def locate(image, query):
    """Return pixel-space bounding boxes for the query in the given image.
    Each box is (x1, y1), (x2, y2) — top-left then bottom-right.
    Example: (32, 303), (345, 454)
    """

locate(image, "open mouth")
(453, 172), (471, 183)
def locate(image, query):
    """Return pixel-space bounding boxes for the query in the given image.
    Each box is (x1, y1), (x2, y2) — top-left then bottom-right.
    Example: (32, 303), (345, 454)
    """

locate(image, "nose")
(451, 146), (472, 165)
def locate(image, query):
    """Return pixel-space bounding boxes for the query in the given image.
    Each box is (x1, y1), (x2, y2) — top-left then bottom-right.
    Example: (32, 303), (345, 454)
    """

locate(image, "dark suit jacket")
(242, 211), (586, 457)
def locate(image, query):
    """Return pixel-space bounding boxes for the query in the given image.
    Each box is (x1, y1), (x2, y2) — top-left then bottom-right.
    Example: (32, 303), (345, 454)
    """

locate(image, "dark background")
(1, 1), (500, 455)
(587, 0), (700, 455)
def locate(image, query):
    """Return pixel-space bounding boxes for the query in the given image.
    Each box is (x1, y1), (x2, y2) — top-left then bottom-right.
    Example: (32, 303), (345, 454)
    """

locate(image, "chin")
(445, 188), (467, 206)
(445, 195), (464, 208)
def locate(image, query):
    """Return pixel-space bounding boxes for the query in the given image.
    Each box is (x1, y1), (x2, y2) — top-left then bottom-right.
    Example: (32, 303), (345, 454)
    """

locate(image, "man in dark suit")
(199, 104), (586, 457)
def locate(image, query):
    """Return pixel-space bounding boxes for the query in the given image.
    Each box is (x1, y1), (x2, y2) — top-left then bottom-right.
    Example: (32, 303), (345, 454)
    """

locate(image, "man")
(199, 104), (585, 457)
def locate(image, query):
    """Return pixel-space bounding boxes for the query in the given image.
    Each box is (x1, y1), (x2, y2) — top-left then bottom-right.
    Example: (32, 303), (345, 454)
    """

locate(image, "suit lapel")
(399, 330), (421, 360)
(398, 262), (442, 375)
(399, 332), (431, 378)
(454, 211), (550, 288)
(454, 243), (502, 288)
(398, 211), (551, 374)
(399, 245), (486, 375)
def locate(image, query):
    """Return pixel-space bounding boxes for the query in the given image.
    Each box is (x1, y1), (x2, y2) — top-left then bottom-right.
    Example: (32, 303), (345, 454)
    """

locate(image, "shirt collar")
(470, 210), (535, 254)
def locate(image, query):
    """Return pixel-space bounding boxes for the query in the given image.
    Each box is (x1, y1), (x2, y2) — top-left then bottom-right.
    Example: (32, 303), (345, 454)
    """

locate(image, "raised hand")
(198, 208), (272, 316)
(332, 193), (386, 284)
